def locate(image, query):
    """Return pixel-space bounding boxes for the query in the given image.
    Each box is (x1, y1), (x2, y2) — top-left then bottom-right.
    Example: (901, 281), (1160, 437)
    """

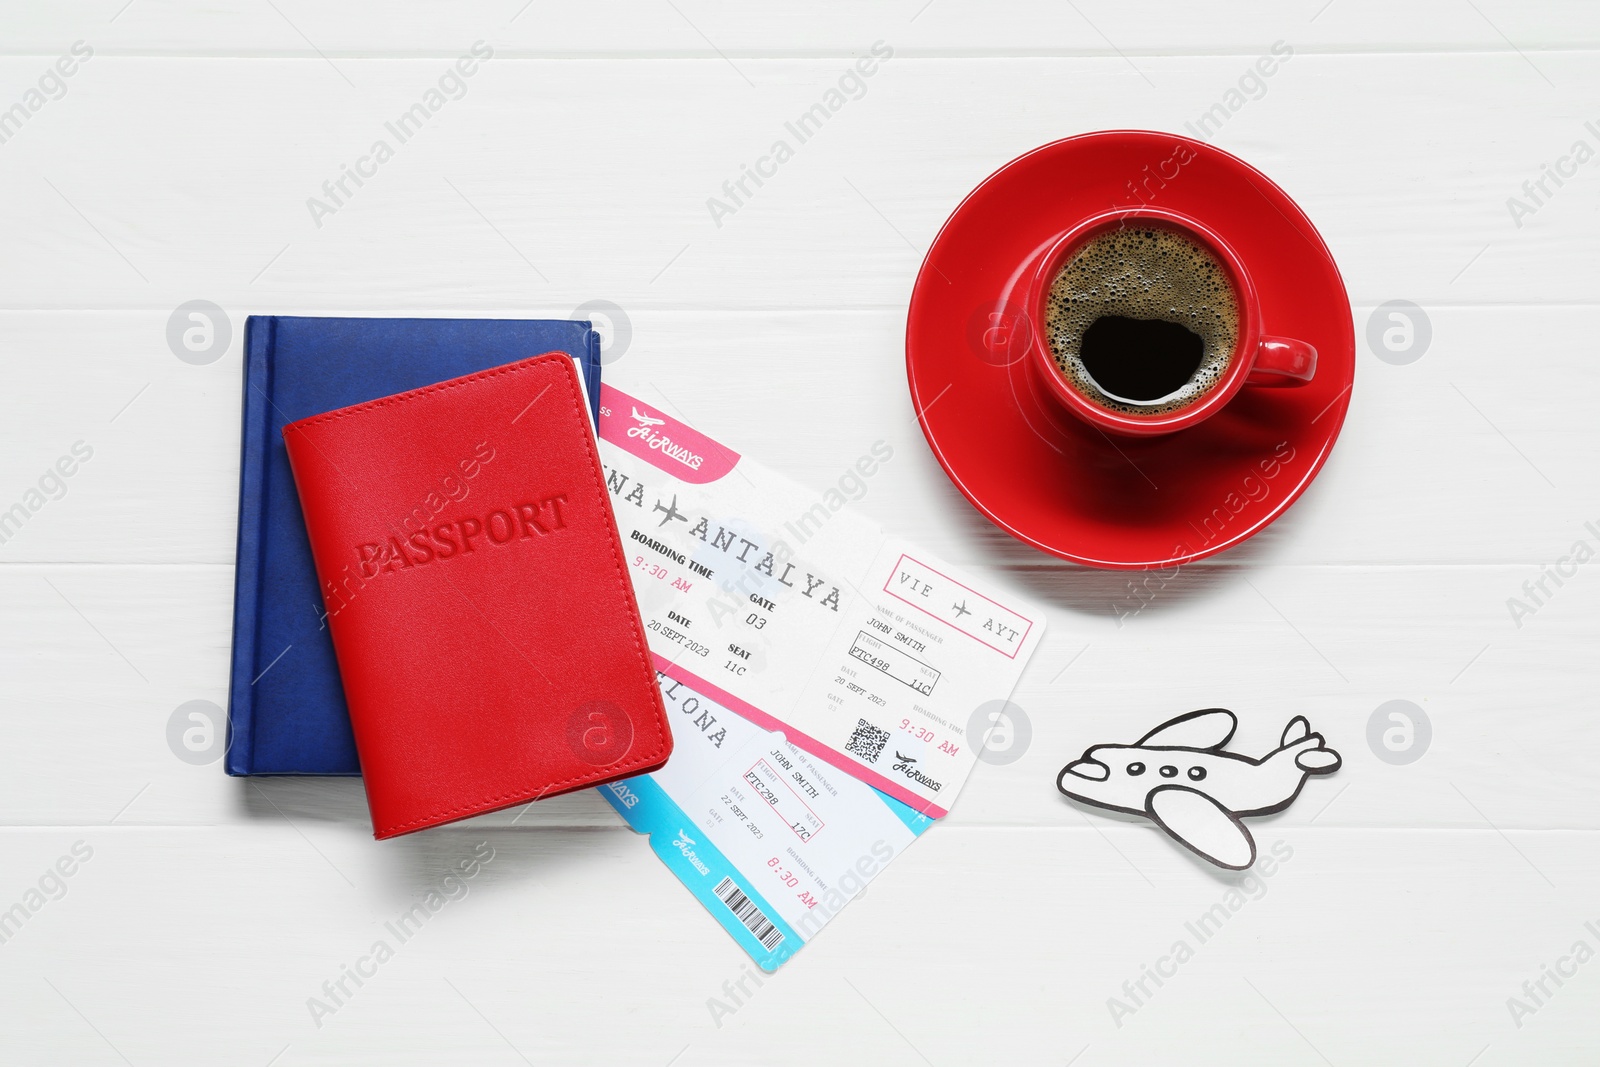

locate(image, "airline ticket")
(600, 673), (932, 970)
(596, 383), (1045, 818)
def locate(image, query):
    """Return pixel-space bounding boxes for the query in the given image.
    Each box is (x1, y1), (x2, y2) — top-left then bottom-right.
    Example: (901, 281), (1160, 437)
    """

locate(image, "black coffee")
(1044, 226), (1239, 415)
(1080, 315), (1204, 402)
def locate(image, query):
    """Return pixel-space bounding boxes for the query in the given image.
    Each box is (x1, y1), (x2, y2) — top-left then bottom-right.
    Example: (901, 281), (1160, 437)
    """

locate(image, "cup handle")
(1245, 337), (1317, 387)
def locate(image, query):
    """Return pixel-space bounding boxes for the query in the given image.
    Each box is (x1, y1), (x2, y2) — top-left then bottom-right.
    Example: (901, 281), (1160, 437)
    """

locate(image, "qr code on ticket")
(845, 718), (890, 764)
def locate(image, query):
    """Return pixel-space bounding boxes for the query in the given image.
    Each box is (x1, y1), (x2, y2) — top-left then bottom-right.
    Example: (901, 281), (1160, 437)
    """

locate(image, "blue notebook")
(226, 316), (601, 775)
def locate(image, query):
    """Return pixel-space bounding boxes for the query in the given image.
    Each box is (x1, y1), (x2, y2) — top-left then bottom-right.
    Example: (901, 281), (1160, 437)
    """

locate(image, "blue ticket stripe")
(599, 775), (802, 972)
(876, 789), (936, 836)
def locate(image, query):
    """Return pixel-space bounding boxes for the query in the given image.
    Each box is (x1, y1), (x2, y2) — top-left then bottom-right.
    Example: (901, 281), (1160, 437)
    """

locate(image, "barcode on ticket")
(713, 876), (784, 951)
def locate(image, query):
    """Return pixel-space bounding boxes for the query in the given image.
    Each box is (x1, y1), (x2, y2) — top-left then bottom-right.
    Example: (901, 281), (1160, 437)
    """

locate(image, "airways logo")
(354, 493), (569, 577)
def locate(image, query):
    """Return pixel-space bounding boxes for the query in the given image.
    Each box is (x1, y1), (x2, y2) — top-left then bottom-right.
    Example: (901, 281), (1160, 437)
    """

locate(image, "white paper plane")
(1057, 709), (1340, 870)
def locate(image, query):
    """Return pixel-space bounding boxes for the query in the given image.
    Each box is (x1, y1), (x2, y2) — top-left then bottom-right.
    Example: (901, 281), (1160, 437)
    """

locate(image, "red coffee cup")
(1025, 206), (1316, 437)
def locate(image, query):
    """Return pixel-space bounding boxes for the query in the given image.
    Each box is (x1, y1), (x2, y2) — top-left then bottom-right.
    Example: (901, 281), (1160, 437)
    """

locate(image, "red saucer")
(906, 131), (1355, 570)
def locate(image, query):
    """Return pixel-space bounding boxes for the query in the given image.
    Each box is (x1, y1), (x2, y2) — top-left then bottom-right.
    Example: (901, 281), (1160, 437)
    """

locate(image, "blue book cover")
(226, 316), (602, 775)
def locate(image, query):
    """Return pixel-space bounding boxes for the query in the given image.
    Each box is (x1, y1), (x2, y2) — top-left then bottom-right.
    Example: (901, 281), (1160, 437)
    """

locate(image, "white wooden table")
(3, 3), (1597, 1063)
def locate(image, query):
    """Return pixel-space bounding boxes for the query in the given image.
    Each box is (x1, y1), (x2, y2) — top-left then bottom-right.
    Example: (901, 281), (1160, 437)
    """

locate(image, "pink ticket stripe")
(652, 653), (950, 820)
(599, 384), (740, 484)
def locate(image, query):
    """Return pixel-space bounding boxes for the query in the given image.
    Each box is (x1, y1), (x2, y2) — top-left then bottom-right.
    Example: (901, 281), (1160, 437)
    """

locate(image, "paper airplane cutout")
(1057, 709), (1340, 870)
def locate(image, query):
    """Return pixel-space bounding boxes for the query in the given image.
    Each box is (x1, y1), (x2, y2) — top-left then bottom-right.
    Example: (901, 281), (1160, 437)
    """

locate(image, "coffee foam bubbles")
(1044, 226), (1240, 416)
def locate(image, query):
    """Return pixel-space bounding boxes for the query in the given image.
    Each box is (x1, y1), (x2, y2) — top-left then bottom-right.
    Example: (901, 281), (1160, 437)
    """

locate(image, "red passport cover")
(282, 353), (671, 838)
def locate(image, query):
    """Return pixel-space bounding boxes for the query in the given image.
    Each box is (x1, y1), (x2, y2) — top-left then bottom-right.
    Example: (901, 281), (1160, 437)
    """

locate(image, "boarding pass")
(596, 384), (1045, 818)
(601, 673), (932, 970)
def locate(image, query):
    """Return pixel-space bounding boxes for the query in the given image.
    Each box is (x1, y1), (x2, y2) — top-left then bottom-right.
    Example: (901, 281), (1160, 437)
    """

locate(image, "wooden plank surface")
(2, 3), (1597, 1065)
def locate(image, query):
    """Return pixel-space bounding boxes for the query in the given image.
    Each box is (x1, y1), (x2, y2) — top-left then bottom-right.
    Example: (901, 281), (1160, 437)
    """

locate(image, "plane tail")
(1278, 716), (1341, 773)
